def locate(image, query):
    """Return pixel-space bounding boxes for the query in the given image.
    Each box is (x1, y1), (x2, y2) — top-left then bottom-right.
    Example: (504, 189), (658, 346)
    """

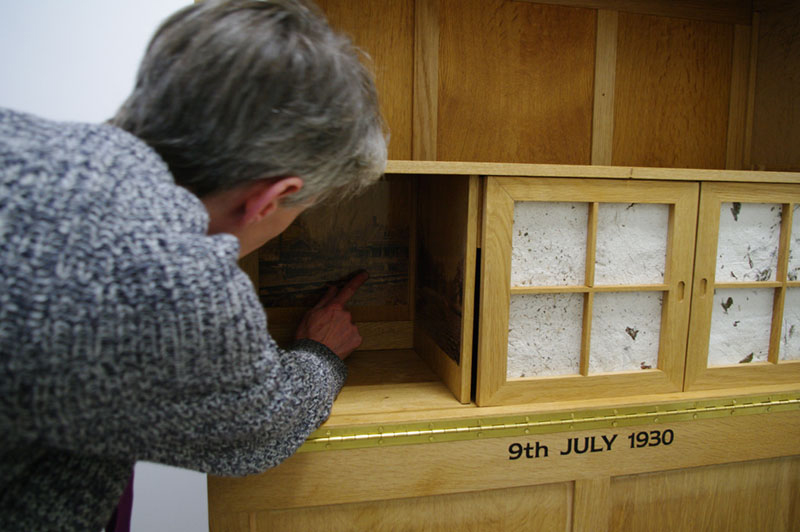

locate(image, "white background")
(0, 2), (209, 530)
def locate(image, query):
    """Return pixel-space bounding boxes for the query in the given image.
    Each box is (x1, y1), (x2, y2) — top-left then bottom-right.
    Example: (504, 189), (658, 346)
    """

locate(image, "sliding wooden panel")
(686, 182), (800, 390)
(612, 12), (734, 168)
(750, 2), (800, 171)
(437, 0), (595, 164)
(477, 177), (698, 406)
(316, 0), (413, 160)
(415, 175), (479, 403)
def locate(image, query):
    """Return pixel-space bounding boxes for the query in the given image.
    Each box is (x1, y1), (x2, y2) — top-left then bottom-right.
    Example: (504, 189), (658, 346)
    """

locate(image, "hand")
(295, 271), (368, 360)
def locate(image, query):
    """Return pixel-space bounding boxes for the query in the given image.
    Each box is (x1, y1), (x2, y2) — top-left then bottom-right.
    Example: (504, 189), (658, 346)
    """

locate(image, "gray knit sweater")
(0, 108), (347, 531)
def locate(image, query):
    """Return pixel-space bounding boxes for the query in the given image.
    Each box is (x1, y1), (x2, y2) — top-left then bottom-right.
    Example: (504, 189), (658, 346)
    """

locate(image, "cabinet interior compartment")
(242, 172), (479, 424)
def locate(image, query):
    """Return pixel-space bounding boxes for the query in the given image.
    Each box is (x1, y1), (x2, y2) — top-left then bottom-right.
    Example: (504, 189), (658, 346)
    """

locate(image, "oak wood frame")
(685, 182), (800, 390)
(477, 177), (699, 406)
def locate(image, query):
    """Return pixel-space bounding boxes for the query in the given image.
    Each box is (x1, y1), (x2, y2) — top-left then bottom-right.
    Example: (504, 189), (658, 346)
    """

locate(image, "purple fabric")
(106, 470), (134, 532)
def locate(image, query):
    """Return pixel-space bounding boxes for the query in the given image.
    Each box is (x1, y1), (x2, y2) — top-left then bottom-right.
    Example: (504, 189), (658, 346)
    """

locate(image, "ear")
(242, 176), (304, 226)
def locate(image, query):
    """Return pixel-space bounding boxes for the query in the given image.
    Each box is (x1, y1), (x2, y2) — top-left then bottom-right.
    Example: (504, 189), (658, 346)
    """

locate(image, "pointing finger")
(331, 270), (369, 306)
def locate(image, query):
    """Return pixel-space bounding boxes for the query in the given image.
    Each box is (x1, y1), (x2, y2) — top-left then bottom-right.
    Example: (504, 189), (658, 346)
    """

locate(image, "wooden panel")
(573, 477), (611, 532)
(476, 178), (514, 404)
(342, 348), (439, 386)
(437, 0), (595, 164)
(316, 0), (413, 160)
(208, 512), (252, 532)
(384, 160), (800, 184)
(415, 175), (478, 402)
(743, 11), (760, 170)
(210, 414), (800, 531)
(477, 178), (697, 406)
(750, 2), (800, 171)
(726, 23), (753, 170)
(237, 250), (259, 288)
(208, 410), (800, 512)
(612, 12), (734, 168)
(610, 456), (800, 531)
(591, 10), (619, 166)
(413, 0), (439, 160)
(253, 482), (571, 532)
(685, 182), (800, 390)
(515, 0), (752, 25)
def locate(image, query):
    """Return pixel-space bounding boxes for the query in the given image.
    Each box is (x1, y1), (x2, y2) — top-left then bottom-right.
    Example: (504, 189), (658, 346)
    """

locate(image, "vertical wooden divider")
(726, 23), (753, 170)
(743, 12), (759, 170)
(459, 175), (480, 396)
(476, 179), (514, 405)
(591, 10), (618, 166)
(413, 0), (439, 160)
(414, 174), (478, 403)
(572, 477), (611, 532)
(768, 202), (793, 363)
(580, 202), (599, 376)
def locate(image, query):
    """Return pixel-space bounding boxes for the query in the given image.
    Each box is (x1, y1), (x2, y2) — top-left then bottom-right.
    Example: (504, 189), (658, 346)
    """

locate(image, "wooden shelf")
(385, 160), (800, 183)
(327, 349), (470, 425)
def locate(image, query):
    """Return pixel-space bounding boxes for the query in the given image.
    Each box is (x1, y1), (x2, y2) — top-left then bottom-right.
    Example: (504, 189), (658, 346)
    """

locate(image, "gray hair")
(111, 0), (387, 205)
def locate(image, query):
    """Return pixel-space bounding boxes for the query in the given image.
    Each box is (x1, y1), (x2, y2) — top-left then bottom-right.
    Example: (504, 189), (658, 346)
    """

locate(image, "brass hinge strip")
(299, 392), (800, 452)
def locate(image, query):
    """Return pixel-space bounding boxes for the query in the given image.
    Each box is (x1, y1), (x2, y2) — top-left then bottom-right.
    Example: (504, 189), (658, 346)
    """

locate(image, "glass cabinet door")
(685, 183), (800, 390)
(477, 177), (698, 406)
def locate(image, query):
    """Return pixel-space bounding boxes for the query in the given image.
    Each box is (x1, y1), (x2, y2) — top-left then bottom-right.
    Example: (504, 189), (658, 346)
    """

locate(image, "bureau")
(209, 0), (800, 529)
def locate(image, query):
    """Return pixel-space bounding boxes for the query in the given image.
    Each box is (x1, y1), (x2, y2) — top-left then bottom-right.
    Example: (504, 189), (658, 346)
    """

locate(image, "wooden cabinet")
(209, 0), (800, 530)
(214, 163), (800, 531)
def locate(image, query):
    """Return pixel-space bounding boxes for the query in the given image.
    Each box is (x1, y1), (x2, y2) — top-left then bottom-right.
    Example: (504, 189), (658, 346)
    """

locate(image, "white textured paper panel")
(708, 288), (773, 366)
(595, 203), (669, 285)
(780, 288), (800, 361)
(716, 202), (780, 283)
(511, 202), (587, 287)
(589, 292), (662, 373)
(507, 293), (583, 378)
(787, 205), (800, 281)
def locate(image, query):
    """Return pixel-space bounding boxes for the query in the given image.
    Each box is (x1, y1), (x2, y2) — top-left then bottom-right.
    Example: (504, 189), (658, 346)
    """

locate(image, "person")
(0, 0), (387, 530)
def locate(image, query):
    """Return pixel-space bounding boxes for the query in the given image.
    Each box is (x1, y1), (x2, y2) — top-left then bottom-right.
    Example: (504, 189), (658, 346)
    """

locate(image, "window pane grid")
(508, 200), (670, 378)
(709, 201), (800, 366)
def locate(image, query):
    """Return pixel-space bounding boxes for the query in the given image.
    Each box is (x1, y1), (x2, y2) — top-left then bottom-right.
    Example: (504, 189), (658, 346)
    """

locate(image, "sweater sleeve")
(0, 111), (350, 478)
(9, 231), (348, 477)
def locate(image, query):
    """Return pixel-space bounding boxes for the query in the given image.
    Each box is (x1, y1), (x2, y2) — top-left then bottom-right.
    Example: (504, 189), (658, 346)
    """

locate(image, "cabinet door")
(477, 177), (698, 406)
(685, 183), (800, 390)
